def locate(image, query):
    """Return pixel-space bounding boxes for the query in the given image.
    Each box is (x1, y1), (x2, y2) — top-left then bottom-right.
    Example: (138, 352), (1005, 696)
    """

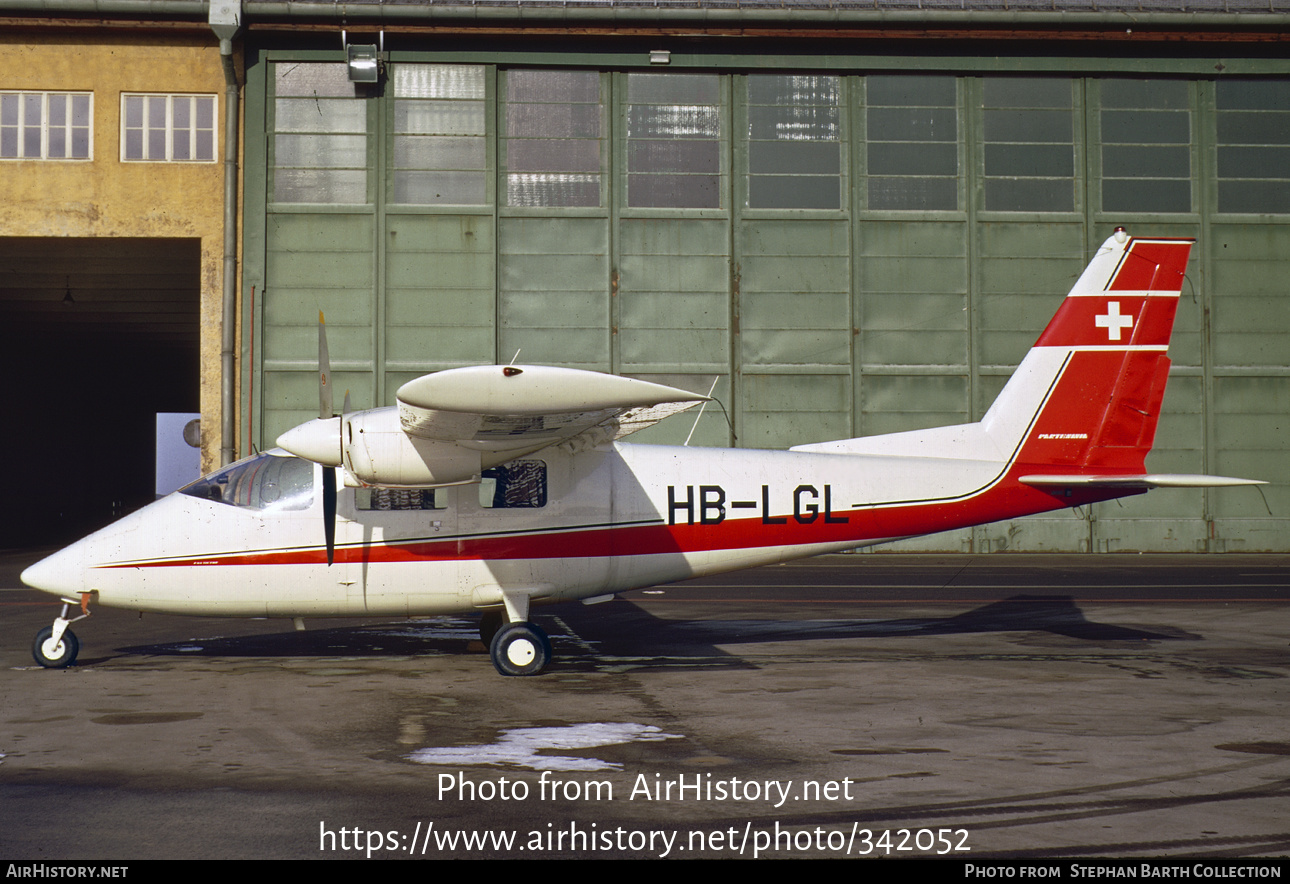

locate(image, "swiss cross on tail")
(1095, 302), (1133, 341)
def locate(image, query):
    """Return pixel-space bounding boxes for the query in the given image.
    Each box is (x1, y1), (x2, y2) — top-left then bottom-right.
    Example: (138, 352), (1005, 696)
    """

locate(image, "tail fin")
(984, 230), (1191, 477)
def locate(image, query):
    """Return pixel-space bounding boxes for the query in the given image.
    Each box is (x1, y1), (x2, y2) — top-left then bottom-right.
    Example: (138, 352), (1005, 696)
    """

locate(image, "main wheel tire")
(33, 626), (79, 669)
(489, 623), (551, 677)
(478, 610), (504, 646)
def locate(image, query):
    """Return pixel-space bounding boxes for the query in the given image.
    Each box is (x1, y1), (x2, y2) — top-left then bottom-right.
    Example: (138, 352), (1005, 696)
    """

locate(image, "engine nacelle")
(341, 408), (482, 488)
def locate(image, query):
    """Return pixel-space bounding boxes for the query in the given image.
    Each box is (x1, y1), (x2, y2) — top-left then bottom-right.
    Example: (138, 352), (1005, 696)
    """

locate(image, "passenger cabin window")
(180, 453), (314, 512)
(356, 487), (447, 510)
(479, 461), (547, 509)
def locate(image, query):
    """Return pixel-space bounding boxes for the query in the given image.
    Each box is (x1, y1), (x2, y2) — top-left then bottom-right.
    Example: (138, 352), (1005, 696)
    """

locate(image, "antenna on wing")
(509, 349), (522, 366)
(683, 376), (721, 446)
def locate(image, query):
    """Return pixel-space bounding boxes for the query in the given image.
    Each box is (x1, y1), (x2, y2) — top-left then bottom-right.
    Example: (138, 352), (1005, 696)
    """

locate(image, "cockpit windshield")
(179, 452), (315, 512)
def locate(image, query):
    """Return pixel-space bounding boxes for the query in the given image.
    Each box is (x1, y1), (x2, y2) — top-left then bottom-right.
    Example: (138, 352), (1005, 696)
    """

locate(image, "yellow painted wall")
(0, 31), (231, 472)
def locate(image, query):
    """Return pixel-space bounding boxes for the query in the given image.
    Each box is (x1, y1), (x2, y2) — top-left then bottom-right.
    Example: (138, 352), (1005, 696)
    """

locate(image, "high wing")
(278, 364), (708, 488)
(397, 365), (707, 451)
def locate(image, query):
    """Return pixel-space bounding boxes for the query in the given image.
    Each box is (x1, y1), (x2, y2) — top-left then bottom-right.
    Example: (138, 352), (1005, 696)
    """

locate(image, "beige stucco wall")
(0, 31), (230, 473)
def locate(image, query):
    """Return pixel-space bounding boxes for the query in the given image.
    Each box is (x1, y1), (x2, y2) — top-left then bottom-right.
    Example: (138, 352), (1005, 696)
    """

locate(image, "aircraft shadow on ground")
(114, 594), (1199, 670)
(553, 593), (1201, 658)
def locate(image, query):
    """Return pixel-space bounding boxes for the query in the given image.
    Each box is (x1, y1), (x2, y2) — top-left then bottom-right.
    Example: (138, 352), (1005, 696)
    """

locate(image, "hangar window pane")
(746, 74), (842, 210)
(0, 91), (92, 160)
(865, 76), (958, 211)
(1099, 80), (1191, 214)
(626, 73), (724, 209)
(121, 94), (217, 163)
(1216, 80), (1290, 215)
(503, 70), (604, 208)
(392, 64), (488, 206)
(982, 78), (1076, 213)
(272, 63), (368, 204)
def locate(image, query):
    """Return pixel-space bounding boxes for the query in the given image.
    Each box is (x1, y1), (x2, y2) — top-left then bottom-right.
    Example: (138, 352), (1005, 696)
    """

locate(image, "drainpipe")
(210, 0), (240, 466)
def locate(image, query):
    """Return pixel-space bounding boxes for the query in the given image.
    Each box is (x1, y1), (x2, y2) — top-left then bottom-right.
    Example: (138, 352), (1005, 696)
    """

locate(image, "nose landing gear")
(33, 594), (92, 669)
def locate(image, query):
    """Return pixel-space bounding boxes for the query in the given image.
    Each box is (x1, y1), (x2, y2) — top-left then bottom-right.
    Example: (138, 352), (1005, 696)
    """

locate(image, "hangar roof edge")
(2, 0), (1289, 19)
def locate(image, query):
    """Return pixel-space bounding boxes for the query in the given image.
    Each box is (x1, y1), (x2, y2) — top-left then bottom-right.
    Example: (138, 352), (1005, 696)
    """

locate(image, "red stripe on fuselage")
(98, 473), (1124, 571)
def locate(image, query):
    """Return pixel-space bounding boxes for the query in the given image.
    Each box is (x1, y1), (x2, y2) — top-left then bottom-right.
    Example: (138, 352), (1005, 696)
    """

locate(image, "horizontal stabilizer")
(1020, 474), (1265, 489)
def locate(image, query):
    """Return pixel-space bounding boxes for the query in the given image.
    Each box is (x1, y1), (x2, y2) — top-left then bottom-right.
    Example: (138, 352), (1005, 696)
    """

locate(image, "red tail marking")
(1034, 295), (1179, 348)
(1107, 239), (1193, 292)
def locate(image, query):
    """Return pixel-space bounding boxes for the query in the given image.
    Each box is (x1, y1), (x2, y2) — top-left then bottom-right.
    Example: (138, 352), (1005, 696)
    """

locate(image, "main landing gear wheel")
(489, 622), (551, 677)
(33, 625), (79, 668)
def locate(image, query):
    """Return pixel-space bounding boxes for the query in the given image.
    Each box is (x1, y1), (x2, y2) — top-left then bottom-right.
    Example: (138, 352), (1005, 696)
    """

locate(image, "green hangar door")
(245, 61), (1289, 553)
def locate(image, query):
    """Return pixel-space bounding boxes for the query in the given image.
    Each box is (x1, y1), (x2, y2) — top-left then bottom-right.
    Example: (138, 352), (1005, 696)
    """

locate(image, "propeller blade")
(319, 314), (338, 566)
(322, 465), (337, 566)
(318, 311), (333, 421)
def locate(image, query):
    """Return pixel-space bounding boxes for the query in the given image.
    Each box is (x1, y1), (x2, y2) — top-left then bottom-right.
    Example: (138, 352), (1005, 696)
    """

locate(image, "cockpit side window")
(180, 453), (315, 512)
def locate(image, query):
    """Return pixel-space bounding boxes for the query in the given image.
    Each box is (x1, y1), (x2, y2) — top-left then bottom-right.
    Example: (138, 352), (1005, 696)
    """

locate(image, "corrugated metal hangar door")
(243, 62), (1287, 552)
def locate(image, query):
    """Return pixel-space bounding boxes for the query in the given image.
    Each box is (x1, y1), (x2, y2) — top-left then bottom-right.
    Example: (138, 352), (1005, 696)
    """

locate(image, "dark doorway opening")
(0, 237), (201, 548)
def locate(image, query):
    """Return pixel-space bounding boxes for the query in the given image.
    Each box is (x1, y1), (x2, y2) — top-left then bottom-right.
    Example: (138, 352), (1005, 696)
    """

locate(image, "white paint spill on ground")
(407, 723), (681, 772)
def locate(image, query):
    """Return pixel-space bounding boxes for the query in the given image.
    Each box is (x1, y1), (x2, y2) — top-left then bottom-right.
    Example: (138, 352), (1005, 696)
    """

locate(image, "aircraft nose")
(21, 546), (87, 598)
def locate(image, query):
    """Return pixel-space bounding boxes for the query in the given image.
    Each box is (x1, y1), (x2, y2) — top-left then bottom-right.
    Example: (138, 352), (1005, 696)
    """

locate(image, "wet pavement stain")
(1216, 742), (1290, 756)
(90, 712), (204, 725)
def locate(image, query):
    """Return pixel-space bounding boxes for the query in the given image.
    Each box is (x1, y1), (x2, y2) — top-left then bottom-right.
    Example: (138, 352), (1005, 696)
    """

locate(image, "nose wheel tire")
(489, 622), (551, 677)
(33, 625), (79, 668)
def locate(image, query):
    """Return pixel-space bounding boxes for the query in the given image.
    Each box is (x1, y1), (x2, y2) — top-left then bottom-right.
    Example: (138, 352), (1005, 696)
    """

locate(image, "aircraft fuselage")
(22, 436), (1105, 621)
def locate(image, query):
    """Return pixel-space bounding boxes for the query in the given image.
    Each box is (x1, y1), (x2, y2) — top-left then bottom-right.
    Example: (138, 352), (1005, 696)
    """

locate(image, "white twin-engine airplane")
(23, 230), (1263, 676)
